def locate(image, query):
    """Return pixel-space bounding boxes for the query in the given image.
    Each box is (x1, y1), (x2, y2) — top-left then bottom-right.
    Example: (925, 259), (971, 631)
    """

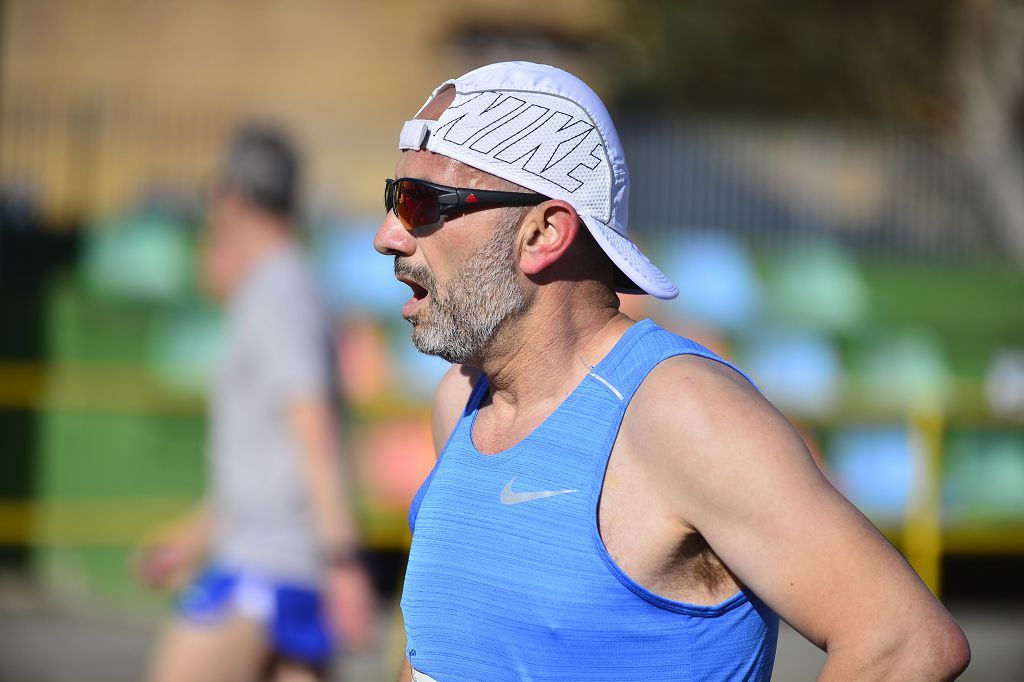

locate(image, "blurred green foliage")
(613, 0), (958, 128)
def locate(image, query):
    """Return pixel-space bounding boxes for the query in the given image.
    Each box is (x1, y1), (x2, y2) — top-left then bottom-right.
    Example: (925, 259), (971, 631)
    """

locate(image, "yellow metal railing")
(0, 499), (412, 552)
(3, 362), (1023, 598)
(903, 411), (945, 595)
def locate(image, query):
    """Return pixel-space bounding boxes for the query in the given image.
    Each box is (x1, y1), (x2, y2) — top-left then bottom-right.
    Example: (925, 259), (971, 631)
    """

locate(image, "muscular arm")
(628, 356), (969, 680)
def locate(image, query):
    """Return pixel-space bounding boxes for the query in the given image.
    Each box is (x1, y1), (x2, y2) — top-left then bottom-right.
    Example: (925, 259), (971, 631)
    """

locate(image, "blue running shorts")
(176, 565), (333, 666)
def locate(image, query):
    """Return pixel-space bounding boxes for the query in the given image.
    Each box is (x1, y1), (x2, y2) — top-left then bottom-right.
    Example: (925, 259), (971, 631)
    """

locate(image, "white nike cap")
(397, 61), (679, 300)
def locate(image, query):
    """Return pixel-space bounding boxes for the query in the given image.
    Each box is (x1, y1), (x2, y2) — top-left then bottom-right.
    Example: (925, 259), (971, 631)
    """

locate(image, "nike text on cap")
(397, 61), (679, 300)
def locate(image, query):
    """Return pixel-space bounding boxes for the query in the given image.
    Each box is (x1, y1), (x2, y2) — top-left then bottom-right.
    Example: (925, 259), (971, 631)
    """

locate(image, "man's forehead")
(395, 149), (466, 185)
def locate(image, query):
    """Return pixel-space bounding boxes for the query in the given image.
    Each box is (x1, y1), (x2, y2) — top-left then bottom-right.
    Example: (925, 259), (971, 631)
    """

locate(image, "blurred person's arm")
(288, 397), (375, 649)
(398, 658), (413, 681)
(627, 356), (970, 681)
(134, 504), (211, 590)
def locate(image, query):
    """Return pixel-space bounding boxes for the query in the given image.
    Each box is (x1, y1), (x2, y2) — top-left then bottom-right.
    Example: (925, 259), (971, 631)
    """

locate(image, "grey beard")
(395, 227), (530, 365)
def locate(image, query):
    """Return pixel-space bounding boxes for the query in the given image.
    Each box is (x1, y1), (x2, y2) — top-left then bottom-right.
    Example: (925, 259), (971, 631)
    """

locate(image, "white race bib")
(410, 666), (440, 682)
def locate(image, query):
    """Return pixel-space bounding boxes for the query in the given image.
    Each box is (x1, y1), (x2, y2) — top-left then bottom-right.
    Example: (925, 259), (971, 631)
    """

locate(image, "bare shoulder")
(430, 364), (482, 456)
(627, 352), (778, 437)
(621, 353), (816, 517)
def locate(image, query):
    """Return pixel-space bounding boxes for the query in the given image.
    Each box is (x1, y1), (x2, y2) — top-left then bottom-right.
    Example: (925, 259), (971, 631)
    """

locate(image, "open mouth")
(398, 275), (429, 301)
(397, 272), (431, 318)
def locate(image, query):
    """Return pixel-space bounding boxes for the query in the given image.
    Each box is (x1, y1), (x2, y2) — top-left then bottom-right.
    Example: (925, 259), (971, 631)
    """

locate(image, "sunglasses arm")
(450, 188), (546, 208)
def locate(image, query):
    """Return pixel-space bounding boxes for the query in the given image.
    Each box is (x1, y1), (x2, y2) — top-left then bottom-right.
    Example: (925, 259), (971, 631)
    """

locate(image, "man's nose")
(374, 212), (416, 257)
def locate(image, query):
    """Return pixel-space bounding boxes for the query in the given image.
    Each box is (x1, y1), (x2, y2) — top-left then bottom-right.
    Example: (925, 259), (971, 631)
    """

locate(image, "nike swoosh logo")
(500, 477), (578, 505)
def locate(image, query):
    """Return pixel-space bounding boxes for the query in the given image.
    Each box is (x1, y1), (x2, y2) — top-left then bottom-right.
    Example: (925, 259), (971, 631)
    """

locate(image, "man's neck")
(478, 292), (633, 414)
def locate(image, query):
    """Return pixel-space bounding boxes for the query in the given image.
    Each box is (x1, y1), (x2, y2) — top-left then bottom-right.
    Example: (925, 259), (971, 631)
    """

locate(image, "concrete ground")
(0, 585), (1020, 681)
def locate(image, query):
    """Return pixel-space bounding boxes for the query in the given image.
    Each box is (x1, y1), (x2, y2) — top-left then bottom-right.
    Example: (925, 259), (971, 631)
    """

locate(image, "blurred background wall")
(1, 1), (1023, 680)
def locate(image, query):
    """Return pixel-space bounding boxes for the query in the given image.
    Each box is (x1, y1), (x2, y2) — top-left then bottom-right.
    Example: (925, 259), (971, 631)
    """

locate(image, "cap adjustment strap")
(399, 120), (435, 151)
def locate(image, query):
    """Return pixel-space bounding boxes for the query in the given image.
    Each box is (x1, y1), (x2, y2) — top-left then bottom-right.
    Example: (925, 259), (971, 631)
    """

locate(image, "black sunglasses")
(384, 177), (547, 231)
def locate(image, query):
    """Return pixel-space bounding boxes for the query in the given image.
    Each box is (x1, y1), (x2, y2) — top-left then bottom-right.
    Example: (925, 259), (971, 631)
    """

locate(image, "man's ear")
(518, 201), (582, 276)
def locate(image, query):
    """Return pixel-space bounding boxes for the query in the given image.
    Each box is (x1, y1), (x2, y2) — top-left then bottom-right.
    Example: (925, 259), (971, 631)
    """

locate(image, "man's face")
(374, 151), (533, 365)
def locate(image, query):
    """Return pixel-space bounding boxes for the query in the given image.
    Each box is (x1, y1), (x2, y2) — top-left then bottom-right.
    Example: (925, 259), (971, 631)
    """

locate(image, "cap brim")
(581, 213), (679, 300)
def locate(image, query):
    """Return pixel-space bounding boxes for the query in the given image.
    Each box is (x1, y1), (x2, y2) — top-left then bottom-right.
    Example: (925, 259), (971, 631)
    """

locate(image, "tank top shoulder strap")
(589, 319), (756, 411)
(464, 372), (491, 414)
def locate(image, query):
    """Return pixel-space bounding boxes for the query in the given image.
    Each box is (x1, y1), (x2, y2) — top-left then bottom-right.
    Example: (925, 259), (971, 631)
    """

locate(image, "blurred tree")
(955, 0), (1024, 263)
(611, 0), (959, 130)
(611, 0), (1024, 263)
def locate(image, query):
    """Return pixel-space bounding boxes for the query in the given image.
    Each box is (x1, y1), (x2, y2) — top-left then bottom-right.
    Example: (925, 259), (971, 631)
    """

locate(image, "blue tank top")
(402, 319), (779, 681)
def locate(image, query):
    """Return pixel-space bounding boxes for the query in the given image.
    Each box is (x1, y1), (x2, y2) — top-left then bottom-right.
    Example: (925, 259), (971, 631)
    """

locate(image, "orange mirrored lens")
(396, 180), (440, 231)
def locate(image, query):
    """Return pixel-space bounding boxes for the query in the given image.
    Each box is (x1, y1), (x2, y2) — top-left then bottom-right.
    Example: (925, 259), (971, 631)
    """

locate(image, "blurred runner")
(136, 125), (373, 682)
